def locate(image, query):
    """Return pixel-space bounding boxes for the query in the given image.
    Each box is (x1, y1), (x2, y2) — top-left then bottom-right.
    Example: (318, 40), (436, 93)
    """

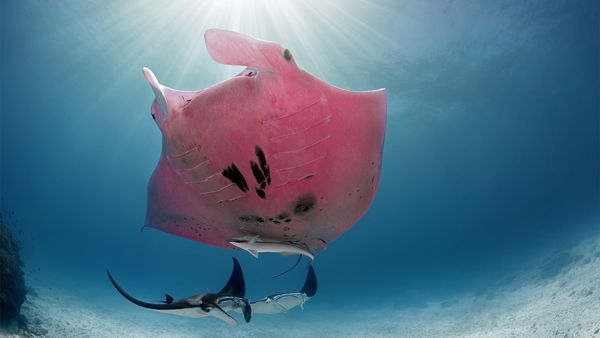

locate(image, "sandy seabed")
(2, 235), (600, 338)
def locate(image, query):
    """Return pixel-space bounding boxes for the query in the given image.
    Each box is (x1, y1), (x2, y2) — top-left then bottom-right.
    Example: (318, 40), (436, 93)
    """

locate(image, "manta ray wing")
(218, 257), (245, 297)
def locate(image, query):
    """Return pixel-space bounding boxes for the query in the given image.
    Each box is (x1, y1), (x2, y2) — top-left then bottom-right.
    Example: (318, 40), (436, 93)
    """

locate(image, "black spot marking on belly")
(239, 215), (265, 223)
(222, 163), (249, 192)
(250, 162), (265, 184)
(269, 212), (293, 224)
(256, 146), (271, 185)
(250, 145), (271, 199)
(255, 188), (266, 199)
(293, 194), (316, 215)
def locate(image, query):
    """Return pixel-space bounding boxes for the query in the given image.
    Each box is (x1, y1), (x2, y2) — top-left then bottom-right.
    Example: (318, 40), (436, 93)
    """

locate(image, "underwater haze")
(1, 0), (599, 336)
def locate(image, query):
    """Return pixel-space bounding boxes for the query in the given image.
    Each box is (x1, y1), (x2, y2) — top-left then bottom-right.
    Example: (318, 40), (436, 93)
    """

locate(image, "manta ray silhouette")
(107, 258), (251, 325)
(143, 29), (387, 258)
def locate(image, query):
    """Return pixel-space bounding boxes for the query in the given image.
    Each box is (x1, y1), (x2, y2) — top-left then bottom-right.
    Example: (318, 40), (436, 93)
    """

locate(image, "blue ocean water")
(1, 0), (598, 335)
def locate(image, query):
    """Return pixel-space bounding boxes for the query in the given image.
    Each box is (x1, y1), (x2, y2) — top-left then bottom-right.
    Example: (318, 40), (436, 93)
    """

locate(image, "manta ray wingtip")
(142, 67), (168, 121)
(301, 265), (318, 297)
(203, 28), (220, 40)
(142, 67), (158, 85)
(217, 257), (246, 297)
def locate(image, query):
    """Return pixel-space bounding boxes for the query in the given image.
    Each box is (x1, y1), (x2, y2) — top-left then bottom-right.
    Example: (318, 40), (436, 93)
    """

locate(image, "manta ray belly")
(143, 29), (387, 255)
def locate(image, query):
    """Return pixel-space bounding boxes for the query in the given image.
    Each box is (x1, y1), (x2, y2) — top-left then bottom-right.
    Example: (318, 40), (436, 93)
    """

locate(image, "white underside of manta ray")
(107, 258), (317, 325)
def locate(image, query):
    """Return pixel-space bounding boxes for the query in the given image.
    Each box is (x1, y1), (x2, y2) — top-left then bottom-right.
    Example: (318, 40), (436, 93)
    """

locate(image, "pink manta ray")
(143, 29), (386, 259)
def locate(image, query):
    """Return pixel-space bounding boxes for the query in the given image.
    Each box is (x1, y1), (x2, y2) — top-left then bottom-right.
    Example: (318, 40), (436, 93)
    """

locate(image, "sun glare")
(105, 0), (394, 85)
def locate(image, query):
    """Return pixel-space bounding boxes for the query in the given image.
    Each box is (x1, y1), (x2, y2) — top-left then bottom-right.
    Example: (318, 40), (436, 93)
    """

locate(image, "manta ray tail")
(218, 257), (246, 297)
(301, 265), (318, 297)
